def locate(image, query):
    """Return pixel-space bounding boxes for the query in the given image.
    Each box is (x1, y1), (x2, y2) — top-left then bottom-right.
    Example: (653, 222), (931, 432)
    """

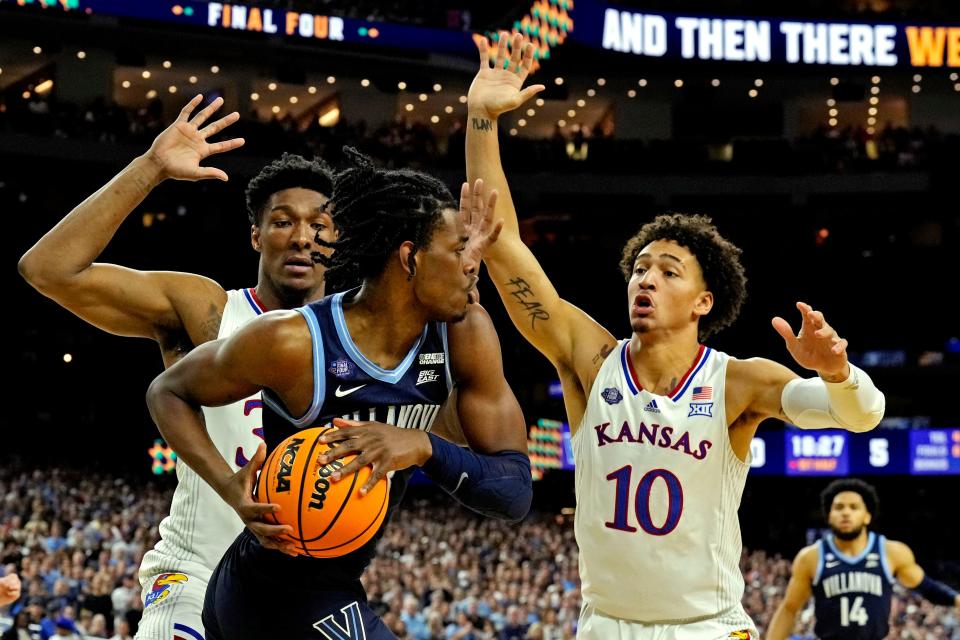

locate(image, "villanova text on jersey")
(812, 532), (895, 640)
(250, 289), (454, 588)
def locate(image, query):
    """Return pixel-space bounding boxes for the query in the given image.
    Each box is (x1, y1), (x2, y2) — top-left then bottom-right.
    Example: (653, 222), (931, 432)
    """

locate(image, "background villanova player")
(768, 479), (960, 639)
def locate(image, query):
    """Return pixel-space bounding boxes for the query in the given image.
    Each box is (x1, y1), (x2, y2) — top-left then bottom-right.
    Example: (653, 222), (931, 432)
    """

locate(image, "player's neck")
(341, 279), (430, 370)
(253, 282), (325, 311)
(628, 331), (702, 396)
(832, 530), (871, 557)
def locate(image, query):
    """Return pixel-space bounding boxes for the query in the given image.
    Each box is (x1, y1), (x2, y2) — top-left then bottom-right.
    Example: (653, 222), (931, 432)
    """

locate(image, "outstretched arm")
(466, 33), (615, 424)
(731, 302), (884, 432)
(18, 95), (243, 356)
(887, 540), (960, 610)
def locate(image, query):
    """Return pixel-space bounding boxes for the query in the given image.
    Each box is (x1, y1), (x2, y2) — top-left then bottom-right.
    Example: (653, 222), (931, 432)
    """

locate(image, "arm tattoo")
(505, 277), (550, 330)
(591, 343), (616, 367)
(471, 117), (493, 132)
(198, 304), (223, 343)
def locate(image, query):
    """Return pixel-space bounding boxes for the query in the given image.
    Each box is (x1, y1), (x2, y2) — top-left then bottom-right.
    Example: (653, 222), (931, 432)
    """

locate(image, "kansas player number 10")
(605, 466), (683, 536)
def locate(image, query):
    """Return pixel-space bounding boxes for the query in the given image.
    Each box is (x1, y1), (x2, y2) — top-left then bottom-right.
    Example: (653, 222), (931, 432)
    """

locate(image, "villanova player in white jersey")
(19, 95), (337, 639)
(768, 479), (960, 640)
(147, 154), (532, 639)
(465, 34), (887, 639)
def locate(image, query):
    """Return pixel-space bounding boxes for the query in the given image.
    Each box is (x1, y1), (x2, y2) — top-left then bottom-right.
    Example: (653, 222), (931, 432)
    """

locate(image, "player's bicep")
(42, 265), (220, 341)
(887, 540), (925, 588)
(449, 306), (527, 455)
(729, 357), (799, 424)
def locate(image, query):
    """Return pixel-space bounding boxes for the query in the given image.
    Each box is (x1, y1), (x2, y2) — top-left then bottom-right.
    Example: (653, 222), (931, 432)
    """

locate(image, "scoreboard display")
(748, 428), (959, 476)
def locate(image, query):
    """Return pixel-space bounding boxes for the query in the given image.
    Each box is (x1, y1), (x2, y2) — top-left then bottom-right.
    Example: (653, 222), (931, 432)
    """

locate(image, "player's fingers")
(484, 189), (499, 220)
(518, 85), (546, 105)
(510, 33), (524, 68)
(458, 181), (471, 216)
(331, 417), (364, 429)
(198, 167), (229, 182)
(318, 440), (363, 464)
(360, 466), (384, 496)
(241, 500), (279, 519)
(472, 178), (485, 217)
(199, 111), (239, 139)
(475, 34), (490, 67)
(207, 137), (245, 156)
(189, 96), (224, 127)
(176, 94), (204, 122)
(497, 31), (509, 69)
(771, 317), (797, 343)
(248, 520), (293, 539)
(519, 43), (535, 81)
(331, 454), (370, 482)
(486, 220), (504, 247)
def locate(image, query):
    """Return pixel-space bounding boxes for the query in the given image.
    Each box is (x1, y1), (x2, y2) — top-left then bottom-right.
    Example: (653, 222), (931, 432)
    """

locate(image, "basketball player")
(466, 34), (886, 638)
(768, 478), (960, 640)
(146, 149), (532, 640)
(18, 94), (337, 640)
(0, 573), (20, 606)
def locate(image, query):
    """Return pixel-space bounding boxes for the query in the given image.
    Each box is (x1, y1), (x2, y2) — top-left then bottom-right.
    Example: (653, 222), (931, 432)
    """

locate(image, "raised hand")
(144, 94), (245, 182)
(772, 302), (850, 381)
(222, 443), (297, 556)
(459, 178), (502, 270)
(468, 31), (545, 118)
(318, 419), (432, 496)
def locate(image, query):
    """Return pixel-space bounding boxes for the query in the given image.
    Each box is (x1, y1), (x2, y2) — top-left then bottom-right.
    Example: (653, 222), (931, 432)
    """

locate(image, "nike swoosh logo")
(334, 384), (366, 398)
(825, 561), (840, 568)
(453, 472), (469, 493)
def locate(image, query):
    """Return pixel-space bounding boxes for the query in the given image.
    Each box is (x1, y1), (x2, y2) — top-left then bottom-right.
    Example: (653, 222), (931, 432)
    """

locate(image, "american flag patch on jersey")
(692, 386), (713, 401)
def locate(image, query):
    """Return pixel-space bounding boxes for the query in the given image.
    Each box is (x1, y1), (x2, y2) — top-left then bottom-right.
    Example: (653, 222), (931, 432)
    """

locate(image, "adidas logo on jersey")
(644, 399), (660, 413)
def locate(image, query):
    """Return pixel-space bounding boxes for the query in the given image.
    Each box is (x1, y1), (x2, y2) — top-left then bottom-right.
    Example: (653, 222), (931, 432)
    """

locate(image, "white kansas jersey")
(140, 288), (268, 580)
(573, 339), (750, 624)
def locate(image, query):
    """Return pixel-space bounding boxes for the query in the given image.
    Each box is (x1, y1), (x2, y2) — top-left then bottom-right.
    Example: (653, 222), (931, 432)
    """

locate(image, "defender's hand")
(144, 94), (245, 182)
(468, 32), (545, 118)
(772, 302), (850, 381)
(459, 178), (501, 304)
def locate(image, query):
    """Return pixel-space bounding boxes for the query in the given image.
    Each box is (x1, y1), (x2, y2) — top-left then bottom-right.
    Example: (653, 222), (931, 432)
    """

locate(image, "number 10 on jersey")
(605, 466), (684, 536)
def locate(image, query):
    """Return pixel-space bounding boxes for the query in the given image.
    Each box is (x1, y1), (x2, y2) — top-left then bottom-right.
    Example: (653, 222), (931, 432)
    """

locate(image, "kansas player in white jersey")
(19, 95), (337, 639)
(768, 479), (960, 640)
(465, 33), (887, 639)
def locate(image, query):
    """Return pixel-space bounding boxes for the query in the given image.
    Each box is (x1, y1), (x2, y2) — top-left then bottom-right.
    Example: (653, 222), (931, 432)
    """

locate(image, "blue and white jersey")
(812, 532), (895, 640)
(244, 289), (452, 588)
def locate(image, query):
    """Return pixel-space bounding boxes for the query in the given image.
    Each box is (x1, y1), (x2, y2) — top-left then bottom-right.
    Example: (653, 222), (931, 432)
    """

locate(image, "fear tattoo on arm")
(505, 277), (550, 329)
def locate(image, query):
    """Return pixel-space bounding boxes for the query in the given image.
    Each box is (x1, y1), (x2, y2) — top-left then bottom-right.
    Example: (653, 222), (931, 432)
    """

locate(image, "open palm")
(146, 94), (245, 182)
(468, 32), (545, 117)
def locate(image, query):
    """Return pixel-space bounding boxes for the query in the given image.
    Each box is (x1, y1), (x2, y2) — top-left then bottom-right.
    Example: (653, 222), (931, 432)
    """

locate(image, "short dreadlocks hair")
(619, 213), (747, 340)
(245, 153), (335, 226)
(314, 147), (456, 286)
(821, 478), (880, 520)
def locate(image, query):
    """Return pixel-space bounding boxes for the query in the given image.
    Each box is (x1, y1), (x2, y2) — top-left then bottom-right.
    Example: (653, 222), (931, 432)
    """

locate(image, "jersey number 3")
(605, 466), (683, 536)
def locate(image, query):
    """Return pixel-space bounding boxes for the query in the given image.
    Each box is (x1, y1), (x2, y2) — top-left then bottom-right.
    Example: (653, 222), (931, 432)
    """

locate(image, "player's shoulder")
(881, 537), (914, 563)
(794, 542), (821, 575)
(726, 356), (794, 386)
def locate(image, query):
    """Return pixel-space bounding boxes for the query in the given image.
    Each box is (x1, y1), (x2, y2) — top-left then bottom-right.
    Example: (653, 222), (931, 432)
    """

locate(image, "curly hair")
(821, 478), (880, 520)
(312, 147), (456, 288)
(245, 153), (335, 226)
(619, 213), (747, 340)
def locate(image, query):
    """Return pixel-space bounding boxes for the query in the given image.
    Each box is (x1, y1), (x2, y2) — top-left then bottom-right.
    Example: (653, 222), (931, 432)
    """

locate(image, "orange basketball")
(255, 426), (389, 557)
